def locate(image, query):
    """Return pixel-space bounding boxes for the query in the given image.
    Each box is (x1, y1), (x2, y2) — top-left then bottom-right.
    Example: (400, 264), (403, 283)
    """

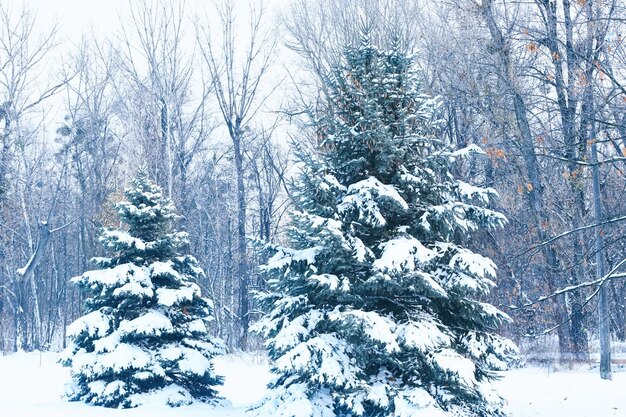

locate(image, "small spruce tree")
(254, 35), (518, 417)
(62, 171), (223, 408)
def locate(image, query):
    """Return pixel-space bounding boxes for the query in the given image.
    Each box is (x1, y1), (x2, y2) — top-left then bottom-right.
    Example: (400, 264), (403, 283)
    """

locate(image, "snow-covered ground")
(495, 366), (624, 417)
(0, 351), (623, 416)
(0, 351), (270, 417)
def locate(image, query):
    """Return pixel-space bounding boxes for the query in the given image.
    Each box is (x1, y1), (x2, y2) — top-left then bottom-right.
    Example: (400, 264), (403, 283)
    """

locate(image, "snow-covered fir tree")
(254, 34), (518, 417)
(62, 170), (223, 408)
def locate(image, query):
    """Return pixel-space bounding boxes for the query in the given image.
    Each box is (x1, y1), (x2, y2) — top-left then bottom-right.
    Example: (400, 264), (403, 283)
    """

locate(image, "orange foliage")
(526, 43), (539, 52)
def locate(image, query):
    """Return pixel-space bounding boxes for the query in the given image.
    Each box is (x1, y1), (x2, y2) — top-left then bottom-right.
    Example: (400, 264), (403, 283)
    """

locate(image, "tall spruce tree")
(254, 35), (518, 417)
(62, 171), (223, 408)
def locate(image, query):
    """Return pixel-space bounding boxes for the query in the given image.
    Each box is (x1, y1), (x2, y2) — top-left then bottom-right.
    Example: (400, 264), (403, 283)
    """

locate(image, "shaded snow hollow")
(0, 351), (623, 417)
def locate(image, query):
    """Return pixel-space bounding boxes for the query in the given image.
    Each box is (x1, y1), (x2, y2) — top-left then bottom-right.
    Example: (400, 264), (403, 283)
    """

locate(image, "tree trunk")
(590, 115), (612, 380)
(233, 131), (249, 350)
(159, 98), (171, 196)
(543, 0), (589, 361)
(17, 221), (52, 350)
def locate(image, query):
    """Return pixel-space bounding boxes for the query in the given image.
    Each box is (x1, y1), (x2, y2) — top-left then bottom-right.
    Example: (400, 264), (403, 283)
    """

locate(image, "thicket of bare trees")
(420, 0), (626, 378)
(3, 0), (626, 376)
(0, 0), (288, 352)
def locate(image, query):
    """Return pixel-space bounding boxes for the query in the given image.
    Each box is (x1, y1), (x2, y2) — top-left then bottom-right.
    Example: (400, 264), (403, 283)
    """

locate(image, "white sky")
(22, 0), (290, 43)
(24, 0), (129, 41)
(16, 0), (296, 145)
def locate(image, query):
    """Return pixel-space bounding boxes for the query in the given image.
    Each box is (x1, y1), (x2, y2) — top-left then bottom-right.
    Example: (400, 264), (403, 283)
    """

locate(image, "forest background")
(1, 0), (625, 373)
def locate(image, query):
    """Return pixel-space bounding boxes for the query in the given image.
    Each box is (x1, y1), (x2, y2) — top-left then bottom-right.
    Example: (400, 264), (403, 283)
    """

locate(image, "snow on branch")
(515, 258), (626, 338)
(510, 257), (626, 311)
(516, 214), (626, 260)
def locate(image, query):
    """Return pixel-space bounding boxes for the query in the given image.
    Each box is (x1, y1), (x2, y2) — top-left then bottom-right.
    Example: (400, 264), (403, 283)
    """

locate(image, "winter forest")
(1, 0), (626, 415)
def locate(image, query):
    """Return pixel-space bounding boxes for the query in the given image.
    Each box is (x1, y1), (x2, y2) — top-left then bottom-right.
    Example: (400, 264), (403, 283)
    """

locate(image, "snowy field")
(0, 351), (623, 417)
(0, 351), (271, 417)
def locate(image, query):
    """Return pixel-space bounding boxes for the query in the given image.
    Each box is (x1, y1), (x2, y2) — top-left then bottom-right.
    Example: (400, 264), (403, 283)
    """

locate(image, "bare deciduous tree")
(197, 0), (275, 349)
